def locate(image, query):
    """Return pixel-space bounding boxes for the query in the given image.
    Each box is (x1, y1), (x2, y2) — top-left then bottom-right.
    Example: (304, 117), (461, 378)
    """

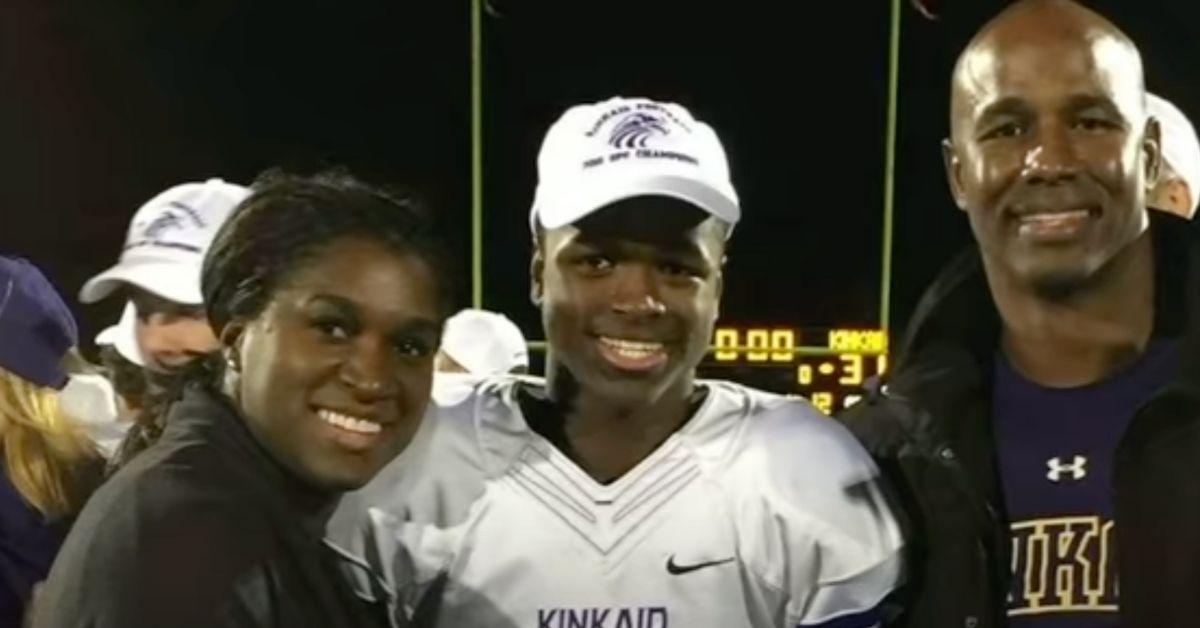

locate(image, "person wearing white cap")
(330, 97), (904, 627)
(1147, 93), (1200, 219)
(435, 308), (529, 376)
(70, 179), (248, 470)
(81, 178), (249, 373)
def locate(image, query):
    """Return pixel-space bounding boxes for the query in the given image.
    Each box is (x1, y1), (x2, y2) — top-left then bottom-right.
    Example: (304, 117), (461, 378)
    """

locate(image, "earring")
(225, 351), (239, 374)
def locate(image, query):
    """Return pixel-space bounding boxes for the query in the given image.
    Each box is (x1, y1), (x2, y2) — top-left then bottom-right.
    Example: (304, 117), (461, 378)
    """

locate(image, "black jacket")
(31, 385), (389, 628)
(839, 214), (1200, 628)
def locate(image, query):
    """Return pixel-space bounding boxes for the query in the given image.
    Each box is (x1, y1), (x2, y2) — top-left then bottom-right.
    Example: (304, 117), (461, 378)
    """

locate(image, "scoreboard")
(698, 326), (889, 414)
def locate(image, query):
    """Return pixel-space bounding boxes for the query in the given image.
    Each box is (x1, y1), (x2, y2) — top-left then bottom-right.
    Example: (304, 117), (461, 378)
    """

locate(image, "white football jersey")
(328, 377), (904, 628)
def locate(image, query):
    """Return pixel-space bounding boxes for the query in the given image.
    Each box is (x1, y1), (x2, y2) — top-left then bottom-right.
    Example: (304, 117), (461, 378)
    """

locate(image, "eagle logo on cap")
(141, 211), (187, 240)
(608, 112), (670, 149)
(139, 202), (207, 241)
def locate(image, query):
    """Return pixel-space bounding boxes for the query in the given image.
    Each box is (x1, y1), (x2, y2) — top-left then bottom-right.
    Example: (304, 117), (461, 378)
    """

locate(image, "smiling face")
(228, 236), (442, 493)
(532, 197), (725, 407)
(945, 1), (1160, 293)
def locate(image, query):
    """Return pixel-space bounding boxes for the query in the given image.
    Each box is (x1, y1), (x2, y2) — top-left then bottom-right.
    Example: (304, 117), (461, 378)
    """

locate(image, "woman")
(33, 171), (453, 628)
(0, 256), (102, 626)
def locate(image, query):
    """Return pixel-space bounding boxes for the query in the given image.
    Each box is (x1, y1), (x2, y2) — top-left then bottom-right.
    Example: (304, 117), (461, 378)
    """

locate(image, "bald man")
(840, 1), (1200, 627)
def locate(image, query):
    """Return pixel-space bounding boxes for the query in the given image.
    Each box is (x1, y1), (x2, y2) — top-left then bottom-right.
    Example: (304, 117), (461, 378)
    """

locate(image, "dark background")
(3, 0), (1199, 356)
(0, 1), (471, 341)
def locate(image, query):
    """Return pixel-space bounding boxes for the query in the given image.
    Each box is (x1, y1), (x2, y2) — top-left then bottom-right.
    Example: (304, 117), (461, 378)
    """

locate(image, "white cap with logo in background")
(530, 96), (740, 235)
(79, 178), (250, 305)
(440, 309), (529, 376)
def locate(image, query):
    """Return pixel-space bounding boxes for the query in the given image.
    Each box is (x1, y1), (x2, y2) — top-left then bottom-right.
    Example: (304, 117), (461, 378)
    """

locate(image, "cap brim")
(533, 173), (739, 235)
(79, 260), (202, 304)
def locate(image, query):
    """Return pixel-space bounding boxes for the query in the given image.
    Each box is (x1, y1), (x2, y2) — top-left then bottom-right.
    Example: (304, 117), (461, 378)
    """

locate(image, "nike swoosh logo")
(665, 555), (735, 575)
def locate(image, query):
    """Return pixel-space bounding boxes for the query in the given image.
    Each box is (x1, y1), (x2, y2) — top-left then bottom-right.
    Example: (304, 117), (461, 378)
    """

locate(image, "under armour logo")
(608, 112), (670, 149)
(1046, 455), (1088, 482)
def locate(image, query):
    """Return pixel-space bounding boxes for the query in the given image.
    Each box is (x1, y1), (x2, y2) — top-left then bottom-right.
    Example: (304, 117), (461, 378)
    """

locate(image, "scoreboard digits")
(713, 328), (796, 362)
(704, 326), (888, 414)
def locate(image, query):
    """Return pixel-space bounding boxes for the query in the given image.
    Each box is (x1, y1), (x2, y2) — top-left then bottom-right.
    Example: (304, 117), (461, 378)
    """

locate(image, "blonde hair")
(0, 368), (99, 517)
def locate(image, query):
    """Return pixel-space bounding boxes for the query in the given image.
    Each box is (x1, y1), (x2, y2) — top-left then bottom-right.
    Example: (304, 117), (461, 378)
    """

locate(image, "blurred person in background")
(78, 178), (249, 470)
(1147, 93), (1200, 219)
(0, 256), (102, 626)
(433, 308), (529, 406)
(434, 308), (529, 376)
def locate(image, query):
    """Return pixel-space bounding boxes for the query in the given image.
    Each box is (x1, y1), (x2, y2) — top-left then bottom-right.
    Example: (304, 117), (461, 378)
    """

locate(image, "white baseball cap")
(1149, 93), (1200, 216)
(94, 301), (146, 367)
(530, 96), (740, 235)
(80, 178), (250, 305)
(440, 309), (529, 376)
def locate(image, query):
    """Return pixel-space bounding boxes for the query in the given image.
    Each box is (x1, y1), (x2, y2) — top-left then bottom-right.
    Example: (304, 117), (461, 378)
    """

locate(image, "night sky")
(3, 0), (1199, 356)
